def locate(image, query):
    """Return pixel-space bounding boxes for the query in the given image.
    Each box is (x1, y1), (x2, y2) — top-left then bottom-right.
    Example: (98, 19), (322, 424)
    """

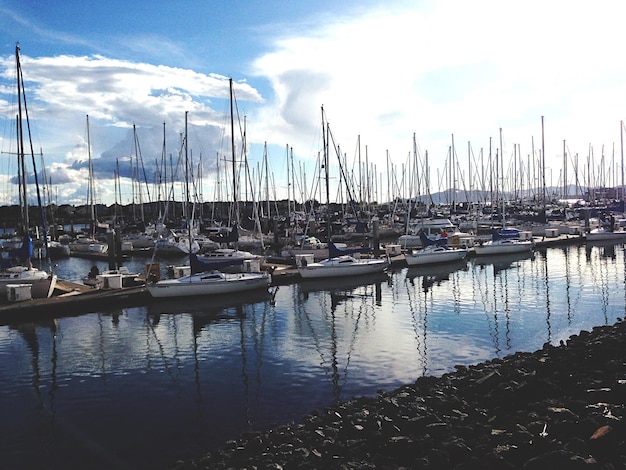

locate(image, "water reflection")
(148, 289), (276, 316)
(586, 239), (622, 261)
(405, 259), (468, 293)
(298, 271), (389, 296)
(295, 272), (389, 403)
(2, 244), (626, 469)
(472, 250), (535, 274)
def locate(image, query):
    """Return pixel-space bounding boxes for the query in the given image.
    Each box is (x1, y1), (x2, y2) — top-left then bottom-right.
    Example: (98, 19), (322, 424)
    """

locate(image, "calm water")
(1, 242), (625, 469)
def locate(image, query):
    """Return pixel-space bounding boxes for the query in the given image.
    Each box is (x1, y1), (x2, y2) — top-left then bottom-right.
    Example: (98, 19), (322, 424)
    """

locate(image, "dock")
(0, 281), (150, 325)
(532, 233), (586, 248)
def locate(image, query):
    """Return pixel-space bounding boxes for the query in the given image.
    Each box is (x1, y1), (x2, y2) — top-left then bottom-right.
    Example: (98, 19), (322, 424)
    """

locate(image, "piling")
(372, 218), (380, 256)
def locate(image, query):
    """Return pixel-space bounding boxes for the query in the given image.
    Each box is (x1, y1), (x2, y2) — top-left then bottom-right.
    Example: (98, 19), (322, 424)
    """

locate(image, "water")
(1, 242), (625, 469)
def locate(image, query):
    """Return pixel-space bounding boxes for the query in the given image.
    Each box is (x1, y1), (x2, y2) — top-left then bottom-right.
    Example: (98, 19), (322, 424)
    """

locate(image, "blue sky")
(1, 0), (626, 207)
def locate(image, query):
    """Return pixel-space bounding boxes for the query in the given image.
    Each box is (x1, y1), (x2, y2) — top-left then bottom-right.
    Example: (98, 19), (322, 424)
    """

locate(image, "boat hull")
(298, 256), (388, 279)
(405, 247), (467, 266)
(585, 229), (626, 242)
(147, 271), (270, 298)
(473, 240), (534, 256)
(69, 242), (108, 254)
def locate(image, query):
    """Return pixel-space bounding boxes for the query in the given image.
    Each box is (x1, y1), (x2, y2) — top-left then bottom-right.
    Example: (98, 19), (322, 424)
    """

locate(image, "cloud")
(248, 0), (626, 190)
(0, 52), (264, 204)
(4, 1), (626, 207)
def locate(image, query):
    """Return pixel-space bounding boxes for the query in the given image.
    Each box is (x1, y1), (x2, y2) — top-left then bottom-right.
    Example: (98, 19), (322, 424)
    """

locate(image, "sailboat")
(585, 213), (626, 242)
(146, 110), (271, 299)
(297, 242), (389, 279)
(404, 231), (468, 266)
(474, 130), (534, 257)
(68, 115), (108, 254)
(296, 107), (389, 280)
(197, 78), (263, 267)
(0, 45), (57, 299)
(473, 228), (534, 256)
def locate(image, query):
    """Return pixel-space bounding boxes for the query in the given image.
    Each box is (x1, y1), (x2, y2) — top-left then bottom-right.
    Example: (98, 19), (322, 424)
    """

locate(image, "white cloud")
(0, 52), (264, 205)
(3, 1), (626, 206)
(249, 0), (626, 196)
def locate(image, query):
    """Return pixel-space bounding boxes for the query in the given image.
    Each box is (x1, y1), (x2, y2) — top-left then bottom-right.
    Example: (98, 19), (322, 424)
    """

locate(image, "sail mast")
(185, 111), (193, 258)
(15, 45), (29, 234)
(322, 106), (331, 242)
(86, 114), (96, 235)
(229, 78), (238, 226)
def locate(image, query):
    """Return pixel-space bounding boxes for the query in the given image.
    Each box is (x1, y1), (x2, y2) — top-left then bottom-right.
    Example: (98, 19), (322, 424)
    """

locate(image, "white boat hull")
(585, 229), (626, 242)
(154, 238), (199, 255)
(197, 249), (261, 263)
(147, 271), (270, 298)
(297, 255), (388, 279)
(69, 242), (108, 254)
(473, 239), (534, 256)
(405, 247), (467, 266)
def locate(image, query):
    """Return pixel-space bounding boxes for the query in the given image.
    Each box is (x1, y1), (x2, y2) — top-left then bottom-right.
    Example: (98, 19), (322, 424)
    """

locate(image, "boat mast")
(15, 45), (29, 234)
(619, 121), (624, 203)
(86, 114), (96, 236)
(229, 78), (239, 227)
(499, 128), (505, 228)
(15, 44), (52, 267)
(322, 106), (331, 243)
(541, 116), (546, 207)
(286, 144), (291, 229)
(184, 111), (192, 257)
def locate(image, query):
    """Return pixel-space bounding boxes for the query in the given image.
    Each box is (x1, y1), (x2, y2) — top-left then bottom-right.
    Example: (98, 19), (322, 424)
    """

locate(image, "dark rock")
(172, 320), (626, 469)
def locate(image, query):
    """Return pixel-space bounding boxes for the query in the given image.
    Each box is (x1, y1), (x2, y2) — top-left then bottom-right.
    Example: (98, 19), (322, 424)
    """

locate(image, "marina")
(1, 34), (625, 469)
(1, 241), (625, 469)
(0, 230), (585, 322)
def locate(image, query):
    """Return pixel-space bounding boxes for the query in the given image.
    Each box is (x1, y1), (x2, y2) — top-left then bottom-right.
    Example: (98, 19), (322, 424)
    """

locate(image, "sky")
(1, 0), (626, 208)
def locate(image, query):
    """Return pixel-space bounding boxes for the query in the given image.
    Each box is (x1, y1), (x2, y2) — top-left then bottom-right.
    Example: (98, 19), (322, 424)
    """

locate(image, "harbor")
(0, 227), (588, 322)
(1, 240), (625, 469)
(2, 1), (626, 468)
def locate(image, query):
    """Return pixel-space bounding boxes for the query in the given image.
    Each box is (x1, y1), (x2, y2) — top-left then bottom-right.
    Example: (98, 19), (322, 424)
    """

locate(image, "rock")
(172, 320), (626, 469)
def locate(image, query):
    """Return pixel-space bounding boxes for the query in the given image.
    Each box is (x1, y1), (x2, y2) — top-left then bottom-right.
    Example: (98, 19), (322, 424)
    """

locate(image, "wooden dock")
(533, 233), (586, 248)
(0, 282), (150, 325)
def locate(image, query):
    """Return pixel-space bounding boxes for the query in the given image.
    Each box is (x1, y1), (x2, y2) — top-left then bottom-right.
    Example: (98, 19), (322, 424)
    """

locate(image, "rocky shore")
(173, 319), (626, 469)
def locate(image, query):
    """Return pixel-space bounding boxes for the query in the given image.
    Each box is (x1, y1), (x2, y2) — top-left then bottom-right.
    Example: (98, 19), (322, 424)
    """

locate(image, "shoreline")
(173, 319), (626, 469)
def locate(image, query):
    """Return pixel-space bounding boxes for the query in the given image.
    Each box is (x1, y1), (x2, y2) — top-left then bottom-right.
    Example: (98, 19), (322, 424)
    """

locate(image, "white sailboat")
(585, 226), (626, 242)
(585, 214), (626, 241)
(297, 242), (389, 279)
(199, 224), (262, 267)
(147, 255), (270, 298)
(473, 229), (534, 256)
(296, 107), (388, 280)
(474, 130), (534, 257)
(0, 45), (57, 299)
(404, 231), (468, 266)
(147, 109), (271, 298)
(68, 115), (108, 255)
